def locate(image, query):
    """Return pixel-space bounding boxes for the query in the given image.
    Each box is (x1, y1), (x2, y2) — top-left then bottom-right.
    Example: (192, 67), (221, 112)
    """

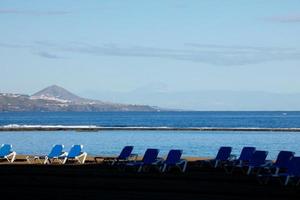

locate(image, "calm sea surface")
(1, 111), (300, 128)
(0, 112), (300, 159)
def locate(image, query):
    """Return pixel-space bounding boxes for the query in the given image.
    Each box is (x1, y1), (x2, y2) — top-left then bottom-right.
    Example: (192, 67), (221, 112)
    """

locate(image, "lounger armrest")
(178, 159), (188, 165)
(229, 154), (237, 161)
(78, 152), (87, 157)
(129, 153), (138, 160)
(60, 152), (68, 157)
(180, 159), (187, 163)
(126, 161), (143, 166)
(262, 160), (273, 167)
(153, 157), (164, 165)
(6, 151), (16, 157)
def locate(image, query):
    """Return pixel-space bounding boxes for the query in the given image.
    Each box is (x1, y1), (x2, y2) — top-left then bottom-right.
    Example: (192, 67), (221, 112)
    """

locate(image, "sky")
(1, 0), (300, 110)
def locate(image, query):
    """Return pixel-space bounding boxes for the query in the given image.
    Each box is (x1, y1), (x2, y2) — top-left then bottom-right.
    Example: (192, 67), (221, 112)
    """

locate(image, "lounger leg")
(214, 160), (219, 168)
(63, 157), (68, 164)
(138, 165), (143, 172)
(44, 156), (49, 164)
(11, 152), (16, 162)
(111, 159), (117, 166)
(284, 176), (290, 186)
(6, 152), (16, 163)
(77, 153), (87, 164)
(161, 164), (167, 172)
(247, 166), (253, 175)
(182, 161), (187, 172)
(275, 168), (280, 176)
(81, 153), (87, 164)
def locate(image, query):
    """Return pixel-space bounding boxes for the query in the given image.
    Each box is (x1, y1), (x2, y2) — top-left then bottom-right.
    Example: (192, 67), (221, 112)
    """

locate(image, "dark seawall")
(1, 126), (300, 132)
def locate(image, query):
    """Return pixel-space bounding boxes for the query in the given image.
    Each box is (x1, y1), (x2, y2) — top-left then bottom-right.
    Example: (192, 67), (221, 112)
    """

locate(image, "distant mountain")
(0, 85), (160, 112)
(31, 85), (85, 103)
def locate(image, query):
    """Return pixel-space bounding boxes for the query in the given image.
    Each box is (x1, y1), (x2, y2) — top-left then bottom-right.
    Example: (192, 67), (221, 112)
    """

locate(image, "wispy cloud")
(35, 51), (64, 59)
(43, 42), (300, 66)
(185, 43), (293, 51)
(266, 14), (300, 23)
(1, 41), (300, 66)
(0, 42), (32, 48)
(0, 9), (70, 16)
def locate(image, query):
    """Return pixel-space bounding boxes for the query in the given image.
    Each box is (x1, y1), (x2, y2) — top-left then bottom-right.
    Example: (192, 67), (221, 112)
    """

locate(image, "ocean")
(0, 111), (300, 159)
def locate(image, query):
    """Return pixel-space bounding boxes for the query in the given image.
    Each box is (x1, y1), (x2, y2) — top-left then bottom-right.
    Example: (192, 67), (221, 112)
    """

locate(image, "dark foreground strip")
(0, 164), (299, 200)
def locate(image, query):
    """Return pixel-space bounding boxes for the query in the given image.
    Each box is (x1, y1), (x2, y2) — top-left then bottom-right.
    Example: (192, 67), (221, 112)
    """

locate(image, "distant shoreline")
(1, 125), (300, 132)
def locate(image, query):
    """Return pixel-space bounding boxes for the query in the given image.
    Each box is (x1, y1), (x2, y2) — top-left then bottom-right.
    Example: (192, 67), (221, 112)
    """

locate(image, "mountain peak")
(31, 85), (83, 103)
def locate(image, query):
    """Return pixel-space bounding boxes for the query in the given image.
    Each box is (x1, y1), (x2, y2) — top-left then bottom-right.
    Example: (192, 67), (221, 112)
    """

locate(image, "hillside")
(0, 85), (159, 112)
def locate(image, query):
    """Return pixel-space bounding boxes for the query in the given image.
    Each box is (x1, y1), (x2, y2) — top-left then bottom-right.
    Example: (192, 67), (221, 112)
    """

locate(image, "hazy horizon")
(1, 1), (300, 110)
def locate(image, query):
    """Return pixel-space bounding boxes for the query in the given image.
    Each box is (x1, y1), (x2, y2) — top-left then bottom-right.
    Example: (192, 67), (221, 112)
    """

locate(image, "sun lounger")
(225, 146), (256, 173)
(261, 157), (300, 186)
(245, 150), (268, 175)
(127, 148), (161, 172)
(99, 146), (138, 165)
(44, 144), (67, 164)
(160, 149), (187, 173)
(0, 144), (16, 163)
(269, 151), (295, 175)
(278, 156), (300, 186)
(235, 147), (256, 165)
(63, 145), (87, 164)
(209, 146), (233, 168)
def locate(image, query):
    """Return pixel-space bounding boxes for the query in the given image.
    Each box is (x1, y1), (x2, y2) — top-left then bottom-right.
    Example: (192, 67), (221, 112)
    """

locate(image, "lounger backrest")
(238, 147), (256, 162)
(249, 150), (268, 167)
(118, 146), (134, 160)
(165, 149), (183, 165)
(0, 144), (12, 157)
(215, 146), (232, 161)
(274, 151), (295, 169)
(142, 148), (159, 164)
(48, 144), (64, 158)
(68, 145), (83, 158)
(287, 157), (300, 176)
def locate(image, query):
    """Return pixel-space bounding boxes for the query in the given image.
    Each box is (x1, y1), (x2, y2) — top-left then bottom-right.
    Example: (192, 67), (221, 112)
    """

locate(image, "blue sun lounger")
(63, 145), (87, 164)
(278, 156), (300, 186)
(127, 148), (161, 172)
(262, 157), (300, 186)
(44, 144), (67, 164)
(236, 147), (256, 165)
(245, 150), (268, 175)
(102, 146), (138, 165)
(225, 146), (256, 173)
(211, 146), (233, 168)
(270, 151), (295, 175)
(0, 144), (16, 163)
(160, 149), (187, 173)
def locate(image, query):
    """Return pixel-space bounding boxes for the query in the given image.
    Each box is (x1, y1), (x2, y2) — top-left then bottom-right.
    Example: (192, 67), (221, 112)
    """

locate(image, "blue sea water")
(0, 130), (299, 159)
(1, 111), (300, 128)
(0, 112), (300, 159)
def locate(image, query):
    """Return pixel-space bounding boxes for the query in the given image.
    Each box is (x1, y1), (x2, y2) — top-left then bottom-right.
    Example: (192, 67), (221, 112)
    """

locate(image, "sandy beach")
(0, 155), (299, 200)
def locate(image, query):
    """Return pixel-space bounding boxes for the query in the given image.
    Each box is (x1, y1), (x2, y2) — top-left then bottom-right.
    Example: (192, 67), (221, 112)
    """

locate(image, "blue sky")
(1, 0), (300, 110)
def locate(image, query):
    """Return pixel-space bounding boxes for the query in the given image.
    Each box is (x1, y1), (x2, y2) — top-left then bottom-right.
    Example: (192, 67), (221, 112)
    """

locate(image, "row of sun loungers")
(98, 146), (187, 172)
(206, 146), (300, 186)
(0, 144), (87, 164)
(1, 143), (300, 185)
(0, 144), (187, 172)
(44, 144), (87, 164)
